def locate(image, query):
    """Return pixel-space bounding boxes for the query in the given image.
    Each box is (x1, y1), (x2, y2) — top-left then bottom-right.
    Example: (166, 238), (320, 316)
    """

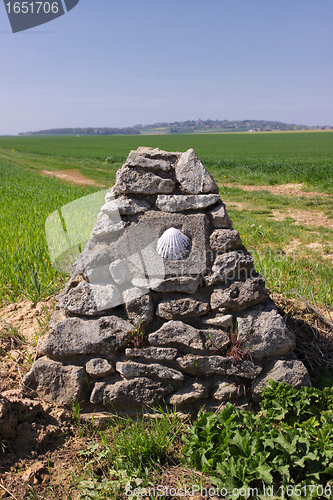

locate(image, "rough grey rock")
(114, 166), (175, 194)
(175, 149), (219, 194)
(39, 316), (132, 358)
(90, 377), (172, 406)
(212, 380), (245, 401)
(122, 286), (148, 303)
(127, 147), (180, 162)
(167, 379), (211, 405)
(210, 277), (268, 312)
(125, 347), (179, 362)
(156, 194), (219, 212)
(85, 358), (115, 378)
(237, 305), (296, 361)
(251, 358), (311, 402)
(57, 281), (123, 315)
(206, 251), (254, 286)
(203, 314), (233, 328)
(156, 295), (210, 319)
(210, 229), (242, 252)
(124, 150), (172, 171)
(23, 357), (86, 406)
(101, 197), (151, 215)
(116, 361), (184, 381)
(109, 258), (131, 285)
(176, 355), (261, 378)
(209, 201), (231, 229)
(149, 320), (229, 354)
(91, 212), (124, 239)
(152, 277), (201, 295)
(125, 293), (154, 328)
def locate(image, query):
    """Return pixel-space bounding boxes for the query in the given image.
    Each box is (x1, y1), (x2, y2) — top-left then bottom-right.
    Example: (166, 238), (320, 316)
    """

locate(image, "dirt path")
(222, 182), (329, 198)
(42, 169), (104, 187)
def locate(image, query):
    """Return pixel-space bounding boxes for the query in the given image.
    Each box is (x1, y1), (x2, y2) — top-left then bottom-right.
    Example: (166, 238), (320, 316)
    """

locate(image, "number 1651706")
(5, 2), (60, 14)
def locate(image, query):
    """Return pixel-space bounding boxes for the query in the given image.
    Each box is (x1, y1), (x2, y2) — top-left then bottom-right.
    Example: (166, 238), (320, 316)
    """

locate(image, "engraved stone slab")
(135, 212), (207, 277)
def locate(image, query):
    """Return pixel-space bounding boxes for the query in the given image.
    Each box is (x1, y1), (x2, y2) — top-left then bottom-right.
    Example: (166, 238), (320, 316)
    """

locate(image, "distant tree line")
(18, 127), (140, 136)
(136, 119), (310, 133)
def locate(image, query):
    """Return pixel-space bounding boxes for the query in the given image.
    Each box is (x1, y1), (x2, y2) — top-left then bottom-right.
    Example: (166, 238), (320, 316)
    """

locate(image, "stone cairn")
(24, 147), (310, 415)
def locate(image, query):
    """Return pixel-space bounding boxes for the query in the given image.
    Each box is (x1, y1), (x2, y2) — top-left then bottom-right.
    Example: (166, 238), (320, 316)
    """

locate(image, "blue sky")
(0, 0), (332, 135)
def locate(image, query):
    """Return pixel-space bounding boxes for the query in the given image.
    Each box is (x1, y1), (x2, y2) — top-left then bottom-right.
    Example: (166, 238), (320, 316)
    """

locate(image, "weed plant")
(182, 381), (333, 499)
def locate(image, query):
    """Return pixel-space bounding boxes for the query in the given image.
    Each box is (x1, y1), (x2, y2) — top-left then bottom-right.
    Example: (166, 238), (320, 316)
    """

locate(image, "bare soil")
(42, 169), (104, 187)
(223, 182), (329, 198)
(271, 208), (333, 229)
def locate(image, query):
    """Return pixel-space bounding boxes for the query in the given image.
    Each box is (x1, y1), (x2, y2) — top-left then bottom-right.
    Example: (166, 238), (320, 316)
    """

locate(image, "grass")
(0, 132), (332, 308)
(0, 130), (332, 190)
(0, 160), (100, 304)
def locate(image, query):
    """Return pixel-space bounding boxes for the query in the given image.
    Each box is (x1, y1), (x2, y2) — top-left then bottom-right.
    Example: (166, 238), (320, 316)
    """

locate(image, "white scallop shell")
(156, 227), (191, 261)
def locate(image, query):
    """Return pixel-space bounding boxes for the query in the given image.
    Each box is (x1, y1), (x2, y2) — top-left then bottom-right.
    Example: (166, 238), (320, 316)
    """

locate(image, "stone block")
(57, 281), (123, 315)
(152, 277), (201, 294)
(125, 293), (154, 328)
(210, 229), (242, 252)
(148, 320), (229, 354)
(176, 355), (261, 378)
(116, 361), (184, 381)
(125, 347), (179, 362)
(101, 197), (151, 215)
(156, 194), (219, 212)
(210, 277), (268, 312)
(156, 295), (210, 319)
(251, 358), (311, 402)
(23, 357), (86, 406)
(167, 379), (211, 405)
(237, 304), (296, 361)
(114, 166), (175, 194)
(90, 377), (173, 406)
(206, 250), (254, 285)
(175, 149), (218, 194)
(85, 358), (115, 378)
(212, 380), (245, 401)
(208, 201), (231, 228)
(39, 316), (132, 358)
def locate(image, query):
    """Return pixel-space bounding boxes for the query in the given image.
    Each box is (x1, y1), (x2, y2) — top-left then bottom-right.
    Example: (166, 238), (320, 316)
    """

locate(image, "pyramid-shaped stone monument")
(24, 147), (310, 414)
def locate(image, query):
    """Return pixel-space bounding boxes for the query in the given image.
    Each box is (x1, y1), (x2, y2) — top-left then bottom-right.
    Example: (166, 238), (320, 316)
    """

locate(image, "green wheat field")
(0, 131), (332, 306)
